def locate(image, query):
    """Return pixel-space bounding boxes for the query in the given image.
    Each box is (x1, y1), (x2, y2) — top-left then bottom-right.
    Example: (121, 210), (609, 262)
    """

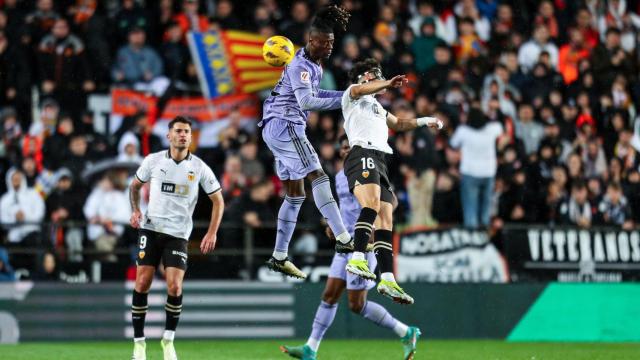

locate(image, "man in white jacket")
(0, 169), (45, 244)
(517, 24), (558, 73)
(83, 171), (131, 261)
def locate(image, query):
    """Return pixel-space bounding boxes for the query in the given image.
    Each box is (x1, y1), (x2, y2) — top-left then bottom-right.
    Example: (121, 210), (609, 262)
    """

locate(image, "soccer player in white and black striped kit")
(128, 116), (224, 360)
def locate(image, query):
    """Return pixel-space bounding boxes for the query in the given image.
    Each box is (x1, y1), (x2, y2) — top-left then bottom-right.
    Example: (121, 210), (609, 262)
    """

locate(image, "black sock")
(354, 207), (378, 252)
(374, 229), (394, 273)
(165, 294), (183, 332)
(131, 290), (148, 339)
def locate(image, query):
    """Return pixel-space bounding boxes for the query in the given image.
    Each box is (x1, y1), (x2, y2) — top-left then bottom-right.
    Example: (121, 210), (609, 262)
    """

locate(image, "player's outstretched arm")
(349, 75), (407, 100)
(129, 177), (144, 228)
(200, 190), (224, 254)
(386, 112), (444, 132)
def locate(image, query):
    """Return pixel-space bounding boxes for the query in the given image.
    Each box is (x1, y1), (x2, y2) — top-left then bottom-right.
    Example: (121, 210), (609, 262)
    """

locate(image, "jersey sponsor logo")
(161, 182), (190, 196)
(187, 171), (195, 182)
(362, 170), (370, 178)
(138, 251), (145, 259)
(300, 71), (310, 83)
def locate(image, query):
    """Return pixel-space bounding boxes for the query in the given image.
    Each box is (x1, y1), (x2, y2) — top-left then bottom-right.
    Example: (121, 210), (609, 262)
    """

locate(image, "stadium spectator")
(514, 103), (544, 156)
(62, 135), (92, 180)
(239, 140), (265, 185)
(25, 0), (60, 45)
(117, 132), (143, 163)
(20, 156), (39, 187)
(596, 182), (634, 229)
(112, 0), (149, 47)
(450, 108), (505, 228)
(111, 26), (168, 96)
(84, 170), (131, 262)
(411, 17), (444, 74)
(558, 180), (593, 228)
(213, 0), (242, 30)
(591, 27), (635, 90)
(518, 24), (558, 73)
(45, 168), (85, 262)
(279, 0), (310, 45)
(42, 114), (74, 170)
(173, 0), (209, 36)
(558, 28), (591, 84)
(0, 246), (15, 281)
(573, 8), (597, 47)
(220, 154), (247, 201)
(37, 18), (94, 119)
(0, 169), (45, 244)
(32, 250), (59, 281)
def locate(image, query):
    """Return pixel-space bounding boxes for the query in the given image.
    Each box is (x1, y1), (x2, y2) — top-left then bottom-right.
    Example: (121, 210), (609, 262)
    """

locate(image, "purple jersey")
(260, 48), (342, 126)
(335, 169), (361, 237)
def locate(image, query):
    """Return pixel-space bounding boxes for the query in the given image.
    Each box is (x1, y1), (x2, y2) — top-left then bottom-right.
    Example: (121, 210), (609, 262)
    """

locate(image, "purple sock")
(308, 301), (338, 348)
(359, 301), (398, 330)
(273, 195), (305, 257)
(311, 175), (348, 239)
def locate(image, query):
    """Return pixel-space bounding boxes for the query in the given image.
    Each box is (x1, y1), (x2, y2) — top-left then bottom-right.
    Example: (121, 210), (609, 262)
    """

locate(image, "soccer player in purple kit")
(280, 136), (421, 360)
(260, 5), (353, 279)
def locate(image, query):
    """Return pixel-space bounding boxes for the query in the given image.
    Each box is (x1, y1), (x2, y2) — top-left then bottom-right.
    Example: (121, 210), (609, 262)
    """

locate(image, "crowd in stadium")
(2, 0), (640, 280)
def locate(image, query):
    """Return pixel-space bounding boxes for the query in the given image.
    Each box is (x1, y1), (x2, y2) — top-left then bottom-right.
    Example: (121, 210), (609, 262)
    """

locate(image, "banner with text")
(396, 228), (508, 283)
(111, 89), (260, 122)
(503, 227), (640, 282)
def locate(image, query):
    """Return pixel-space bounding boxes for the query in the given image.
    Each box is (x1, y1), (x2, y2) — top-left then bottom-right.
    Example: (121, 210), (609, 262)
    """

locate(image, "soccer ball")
(262, 36), (295, 67)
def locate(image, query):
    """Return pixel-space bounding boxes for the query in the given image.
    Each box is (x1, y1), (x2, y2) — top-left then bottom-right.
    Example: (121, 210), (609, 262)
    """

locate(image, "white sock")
(335, 231), (351, 244)
(306, 337), (320, 352)
(381, 272), (396, 282)
(272, 250), (288, 261)
(163, 330), (175, 341)
(352, 252), (365, 261)
(393, 321), (409, 337)
(134, 337), (145, 343)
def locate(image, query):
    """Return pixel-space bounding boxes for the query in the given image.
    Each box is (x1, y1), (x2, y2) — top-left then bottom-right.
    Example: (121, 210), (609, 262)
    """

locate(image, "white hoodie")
(83, 178), (131, 241)
(0, 168), (45, 243)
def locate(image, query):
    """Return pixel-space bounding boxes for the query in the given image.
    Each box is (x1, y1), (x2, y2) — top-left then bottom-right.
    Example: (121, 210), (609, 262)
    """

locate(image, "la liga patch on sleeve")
(300, 71), (310, 83)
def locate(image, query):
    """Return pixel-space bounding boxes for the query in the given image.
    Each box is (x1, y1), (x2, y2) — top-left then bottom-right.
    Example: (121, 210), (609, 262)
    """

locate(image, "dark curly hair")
(348, 58), (381, 83)
(311, 5), (350, 33)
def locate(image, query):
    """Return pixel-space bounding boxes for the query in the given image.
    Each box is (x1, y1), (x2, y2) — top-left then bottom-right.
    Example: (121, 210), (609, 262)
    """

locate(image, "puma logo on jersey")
(160, 169), (168, 176)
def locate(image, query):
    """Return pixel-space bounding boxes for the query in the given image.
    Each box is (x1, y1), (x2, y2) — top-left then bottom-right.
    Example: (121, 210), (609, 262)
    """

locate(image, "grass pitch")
(1, 339), (638, 360)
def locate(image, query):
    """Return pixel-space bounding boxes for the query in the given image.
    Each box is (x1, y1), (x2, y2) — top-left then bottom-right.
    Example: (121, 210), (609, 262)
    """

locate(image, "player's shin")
(273, 195), (305, 260)
(373, 229), (394, 280)
(311, 175), (350, 243)
(354, 207), (378, 255)
(131, 290), (148, 341)
(307, 301), (338, 352)
(164, 294), (183, 340)
(359, 300), (408, 336)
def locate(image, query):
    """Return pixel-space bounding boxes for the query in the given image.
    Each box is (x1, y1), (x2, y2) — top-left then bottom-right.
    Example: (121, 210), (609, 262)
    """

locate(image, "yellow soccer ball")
(262, 35), (295, 67)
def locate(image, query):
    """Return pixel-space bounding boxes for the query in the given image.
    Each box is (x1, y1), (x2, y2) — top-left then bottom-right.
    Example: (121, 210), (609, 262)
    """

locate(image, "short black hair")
(348, 58), (381, 83)
(310, 5), (350, 34)
(168, 116), (192, 129)
(338, 134), (348, 144)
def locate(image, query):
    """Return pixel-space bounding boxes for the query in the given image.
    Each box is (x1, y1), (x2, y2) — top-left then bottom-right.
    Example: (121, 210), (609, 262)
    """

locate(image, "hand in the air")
(388, 75), (408, 88)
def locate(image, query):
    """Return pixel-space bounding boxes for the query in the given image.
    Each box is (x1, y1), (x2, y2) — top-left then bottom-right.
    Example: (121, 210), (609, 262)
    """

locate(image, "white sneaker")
(161, 339), (178, 360)
(131, 340), (146, 360)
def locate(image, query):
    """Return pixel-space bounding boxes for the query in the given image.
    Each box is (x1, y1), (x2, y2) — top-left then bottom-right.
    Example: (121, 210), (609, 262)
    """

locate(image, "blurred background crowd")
(2, 0), (640, 281)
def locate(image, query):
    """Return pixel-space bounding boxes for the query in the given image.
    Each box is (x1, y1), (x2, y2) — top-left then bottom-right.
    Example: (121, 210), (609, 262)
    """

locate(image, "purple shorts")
(328, 252), (377, 290)
(262, 118), (321, 180)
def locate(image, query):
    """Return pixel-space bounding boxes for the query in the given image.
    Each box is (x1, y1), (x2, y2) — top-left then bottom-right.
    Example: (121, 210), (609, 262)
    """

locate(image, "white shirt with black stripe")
(341, 84), (394, 154)
(135, 150), (221, 240)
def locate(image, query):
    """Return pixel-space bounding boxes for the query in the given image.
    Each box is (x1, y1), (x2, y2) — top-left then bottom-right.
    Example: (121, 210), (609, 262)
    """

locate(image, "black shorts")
(136, 229), (188, 270)
(344, 146), (394, 204)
